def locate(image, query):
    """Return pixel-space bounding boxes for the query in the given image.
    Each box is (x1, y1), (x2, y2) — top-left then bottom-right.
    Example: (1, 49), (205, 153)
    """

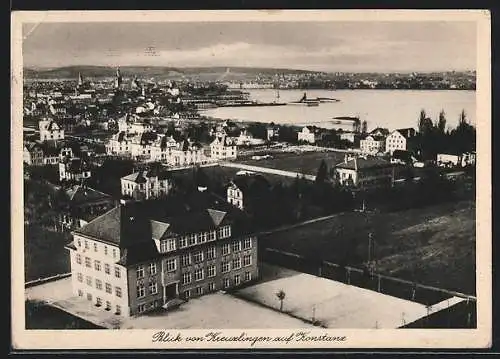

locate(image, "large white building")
(39, 119), (65, 142)
(297, 126), (320, 144)
(210, 135), (237, 160)
(59, 157), (92, 182)
(385, 128), (416, 154)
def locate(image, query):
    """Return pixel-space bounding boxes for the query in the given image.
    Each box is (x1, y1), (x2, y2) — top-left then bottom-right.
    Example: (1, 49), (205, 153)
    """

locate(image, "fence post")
(377, 274), (381, 292)
(346, 267), (351, 285)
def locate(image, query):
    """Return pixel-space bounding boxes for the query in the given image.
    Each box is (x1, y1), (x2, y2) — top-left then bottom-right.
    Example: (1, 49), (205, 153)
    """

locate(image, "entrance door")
(164, 282), (178, 303)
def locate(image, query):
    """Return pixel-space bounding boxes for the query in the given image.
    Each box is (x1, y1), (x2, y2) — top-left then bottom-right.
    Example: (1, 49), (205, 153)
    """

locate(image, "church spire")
(115, 67), (122, 89)
(77, 72), (83, 86)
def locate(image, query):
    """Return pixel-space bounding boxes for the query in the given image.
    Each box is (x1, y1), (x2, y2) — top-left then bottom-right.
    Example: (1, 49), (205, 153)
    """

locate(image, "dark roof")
(74, 191), (251, 252)
(370, 127), (390, 136)
(336, 157), (393, 170)
(66, 185), (112, 205)
(394, 128), (416, 139)
(229, 174), (271, 196)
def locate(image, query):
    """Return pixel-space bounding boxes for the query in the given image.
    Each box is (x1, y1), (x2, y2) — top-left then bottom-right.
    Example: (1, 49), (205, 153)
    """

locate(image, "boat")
(316, 97), (340, 103)
(287, 92), (321, 106)
(216, 100), (287, 107)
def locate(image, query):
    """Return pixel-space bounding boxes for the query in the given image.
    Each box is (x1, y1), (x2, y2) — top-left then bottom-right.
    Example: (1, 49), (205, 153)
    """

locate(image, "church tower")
(114, 67), (122, 89)
(77, 72), (84, 87)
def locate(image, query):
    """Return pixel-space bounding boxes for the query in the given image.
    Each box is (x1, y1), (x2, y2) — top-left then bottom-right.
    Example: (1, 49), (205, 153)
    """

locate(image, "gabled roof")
(229, 174), (271, 196)
(66, 185), (112, 205)
(392, 128), (416, 139)
(150, 220), (171, 241)
(121, 171), (148, 183)
(336, 157), (392, 171)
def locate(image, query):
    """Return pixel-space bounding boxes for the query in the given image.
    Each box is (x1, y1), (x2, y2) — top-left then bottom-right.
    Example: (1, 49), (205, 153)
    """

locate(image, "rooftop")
(335, 156), (393, 171)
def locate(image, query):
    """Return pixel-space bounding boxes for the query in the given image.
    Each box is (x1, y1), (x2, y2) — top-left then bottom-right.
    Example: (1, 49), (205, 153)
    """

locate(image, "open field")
(238, 151), (346, 176)
(25, 277), (315, 329)
(260, 200), (476, 295)
(236, 264), (462, 329)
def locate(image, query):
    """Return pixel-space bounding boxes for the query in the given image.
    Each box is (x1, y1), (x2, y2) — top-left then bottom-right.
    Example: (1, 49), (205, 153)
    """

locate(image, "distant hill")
(23, 65), (320, 80)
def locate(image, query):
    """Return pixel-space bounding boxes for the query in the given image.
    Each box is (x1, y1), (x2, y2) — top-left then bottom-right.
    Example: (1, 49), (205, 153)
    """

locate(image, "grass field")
(260, 200), (476, 295)
(238, 151), (346, 176)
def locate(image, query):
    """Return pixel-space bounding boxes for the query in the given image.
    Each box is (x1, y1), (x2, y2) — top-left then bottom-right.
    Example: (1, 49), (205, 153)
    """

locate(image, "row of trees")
(414, 109), (476, 161)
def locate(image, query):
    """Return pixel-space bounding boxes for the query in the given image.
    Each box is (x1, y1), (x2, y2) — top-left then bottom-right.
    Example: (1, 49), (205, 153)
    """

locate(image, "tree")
(438, 110), (447, 134)
(418, 109), (427, 134)
(276, 289), (286, 312)
(315, 159), (328, 184)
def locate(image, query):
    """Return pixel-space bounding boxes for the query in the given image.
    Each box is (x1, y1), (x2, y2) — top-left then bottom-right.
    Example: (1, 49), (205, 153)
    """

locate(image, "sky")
(22, 21), (477, 72)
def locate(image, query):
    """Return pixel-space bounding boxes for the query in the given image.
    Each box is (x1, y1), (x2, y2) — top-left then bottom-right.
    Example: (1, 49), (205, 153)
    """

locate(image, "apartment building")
(39, 119), (65, 142)
(120, 168), (172, 200)
(360, 135), (386, 154)
(59, 157), (92, 182)
(65, 192), (259, 317)
(210, 135), (237, 160)
(385, 128), (416, 154)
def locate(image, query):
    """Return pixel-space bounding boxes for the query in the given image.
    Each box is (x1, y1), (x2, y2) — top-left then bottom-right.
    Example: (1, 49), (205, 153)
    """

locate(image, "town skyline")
(22, 21), (476, 73)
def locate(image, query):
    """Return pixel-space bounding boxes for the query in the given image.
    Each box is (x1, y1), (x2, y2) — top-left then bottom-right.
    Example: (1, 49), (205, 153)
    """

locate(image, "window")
(95, 279), (103, 290)
(77, 239), (81, 247)
(76, 254), (82, 265)
(221, 243), (230, 256)
(244, 271), (252, 282)
(208, 282), (216, 292)
(115, 286), (122, 298)
(84, 240), (89, 250)
(195, 286), (204, 296)
(87, 293), (92, 301)
(137, 284), (146, 298)
(180, 254), (191, 267)
(136, 265), (145, 279)
(161, 238), (176, 252)
(104, 246), (108, 256)
(105, 301), (111, 311)
(149, 262), (157, 275)
(114, 266), (121, 278)
(112, 248), (117, 258)
(115, 305), (121, 315)
(94, 243), (98, 252)
(207, 246), (216, 260)
(94, 260), (101, 271)
(193, 250), (204, 264)
(207, 265), (216, 278)
(149, 282), (158, 295)
(221, 261), (230, 273)
(105, 283), (112, 294)
(85, 257), (91, 268)
(223, 226), (231, 238)
(243, 237), (252, 250)
(234, 274), (241, 286)
(232, 241), (241, 253)
(182, 272), (192, 285)
(78, 289), (83, 297)
(233, 257), (242, 270)
(179, 236), (188, 248)
(138, 303), (146, 313)
(194, 268), (204, 281)
(189, 233), (197, 246)
(165, 258), (177, 272)
(86, 276), (92, 286)
(183, 290), (191, 299)
(96, 297), (102, 306)
(223, 278), (230, 289)
(243, 255), (252, 267)
(77, 273), (83, 282)
(209, 231), (216, 241)
(105, 264), (110, 275)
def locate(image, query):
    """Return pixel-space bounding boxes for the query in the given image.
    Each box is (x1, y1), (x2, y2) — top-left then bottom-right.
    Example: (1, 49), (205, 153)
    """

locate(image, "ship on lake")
(287, 92), (340, 106)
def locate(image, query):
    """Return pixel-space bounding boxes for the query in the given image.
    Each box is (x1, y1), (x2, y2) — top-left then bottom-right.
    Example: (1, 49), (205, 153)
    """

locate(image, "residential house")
(334, 155), (394, 189)
(226, 173), (271, 210)
(39, 119), (65, 142)
(23, 142), (44, 166)
(385, 128), (416, 154)
(297, 126), (321, 144)
(61, 185), (115, 229)
(210, 135), (237, 160)
(370, 127), (390, 137)
(121, 168), (172, 200)
(360, 135), (385, 154)
(65, 192), (259, 317)
(339, 132), (357, 144)
(266, 126), (279, 141)
(59, 157), (92, 182)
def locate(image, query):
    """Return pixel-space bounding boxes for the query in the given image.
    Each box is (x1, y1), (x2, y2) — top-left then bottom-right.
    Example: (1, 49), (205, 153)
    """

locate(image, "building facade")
(121, 169), (172, 200)
(360, 135), (385, 154)
(334, 156), (394, 189)
(210, 135), (237, 160)
(297, 126), (319, 144)
(385, 128), (416, 154)
(66, 198), (259, 317)
(39, 119), (65, 142)
(59, 157), (92, 182)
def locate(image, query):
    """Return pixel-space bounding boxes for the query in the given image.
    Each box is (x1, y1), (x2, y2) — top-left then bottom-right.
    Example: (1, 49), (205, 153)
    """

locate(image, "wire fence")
(261, 247), (477, 328)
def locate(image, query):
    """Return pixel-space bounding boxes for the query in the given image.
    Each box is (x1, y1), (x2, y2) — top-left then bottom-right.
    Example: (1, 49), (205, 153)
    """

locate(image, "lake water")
(202, 89), (476, 131)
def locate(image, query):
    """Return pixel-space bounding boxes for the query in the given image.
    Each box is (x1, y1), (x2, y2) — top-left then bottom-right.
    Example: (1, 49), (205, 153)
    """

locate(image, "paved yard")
(236, 266), (463, 329)
(25, 277), (314, 329)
